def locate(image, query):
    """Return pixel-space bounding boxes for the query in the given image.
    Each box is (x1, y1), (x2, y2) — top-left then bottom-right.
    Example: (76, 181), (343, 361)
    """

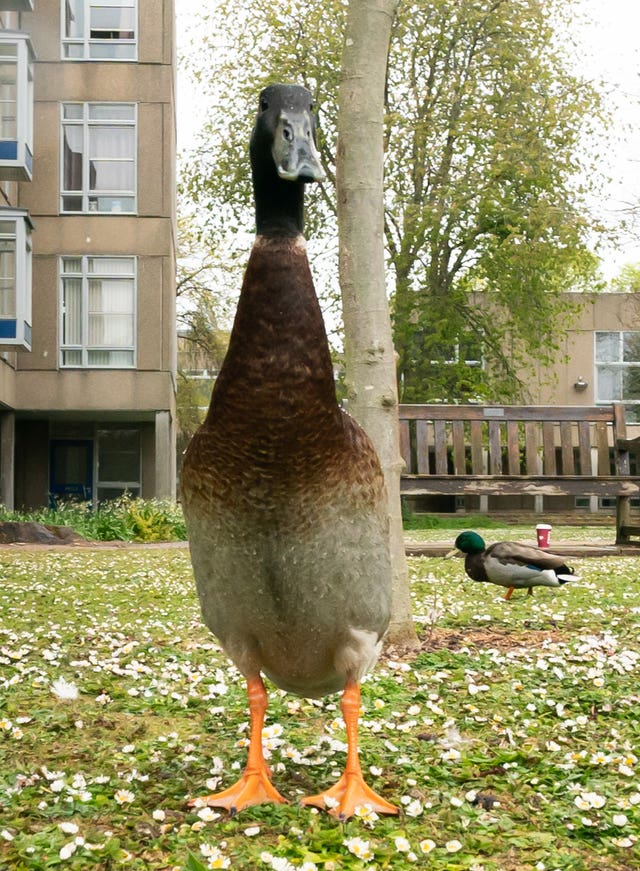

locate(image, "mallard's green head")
(454, 531), (486, 554)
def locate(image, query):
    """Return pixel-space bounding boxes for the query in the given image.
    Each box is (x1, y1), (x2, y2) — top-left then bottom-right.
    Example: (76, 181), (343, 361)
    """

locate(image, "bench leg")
(616, 496), (631, 545)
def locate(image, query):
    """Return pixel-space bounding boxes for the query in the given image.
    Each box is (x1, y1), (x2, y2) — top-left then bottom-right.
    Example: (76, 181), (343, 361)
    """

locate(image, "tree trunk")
(337, 0), (416, 646)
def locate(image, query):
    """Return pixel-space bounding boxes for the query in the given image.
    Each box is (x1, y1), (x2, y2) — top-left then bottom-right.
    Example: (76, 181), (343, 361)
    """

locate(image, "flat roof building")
(0, 0), (176, 509)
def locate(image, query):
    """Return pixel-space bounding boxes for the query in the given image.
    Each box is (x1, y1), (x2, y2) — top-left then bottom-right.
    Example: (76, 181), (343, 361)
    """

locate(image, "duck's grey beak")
(272, 110), (325, 183)
(444, 548), (461, 559)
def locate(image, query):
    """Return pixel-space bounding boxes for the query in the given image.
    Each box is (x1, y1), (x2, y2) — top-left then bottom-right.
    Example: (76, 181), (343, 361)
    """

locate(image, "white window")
(0, 209), (32, 351)
(62, 0), (137, 61)
(60, 255), (136, 367)
(595, 331), (640, 421)
(0, 33), (34, 181)
(97, 428), (141, 501)
(61, 102), (136, 214)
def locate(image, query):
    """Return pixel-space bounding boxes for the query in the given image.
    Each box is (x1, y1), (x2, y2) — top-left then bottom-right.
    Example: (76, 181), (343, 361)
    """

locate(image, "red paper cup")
(536, 523), (552, 548)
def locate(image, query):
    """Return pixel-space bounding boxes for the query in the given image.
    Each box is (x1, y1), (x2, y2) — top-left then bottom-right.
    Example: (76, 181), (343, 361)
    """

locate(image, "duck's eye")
(260, 98), (269, 111)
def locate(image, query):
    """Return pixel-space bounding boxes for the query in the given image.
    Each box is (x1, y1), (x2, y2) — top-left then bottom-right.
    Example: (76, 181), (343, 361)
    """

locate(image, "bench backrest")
(398, 404), (629, 477)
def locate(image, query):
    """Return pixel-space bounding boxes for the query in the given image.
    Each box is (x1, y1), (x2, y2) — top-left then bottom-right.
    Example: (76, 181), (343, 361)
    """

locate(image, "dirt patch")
(384, 626), (564, 661)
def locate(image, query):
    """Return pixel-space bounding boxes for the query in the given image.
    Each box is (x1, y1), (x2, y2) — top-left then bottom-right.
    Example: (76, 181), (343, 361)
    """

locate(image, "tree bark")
(337, 0), (416, 646)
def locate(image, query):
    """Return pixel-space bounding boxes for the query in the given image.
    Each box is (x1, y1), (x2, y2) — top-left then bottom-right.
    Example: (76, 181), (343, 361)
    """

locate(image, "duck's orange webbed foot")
(187, 675), (287, 815)
(188, 764), (287, 814)
(301, 680), (398, 820)
(302, 771), (397, 820)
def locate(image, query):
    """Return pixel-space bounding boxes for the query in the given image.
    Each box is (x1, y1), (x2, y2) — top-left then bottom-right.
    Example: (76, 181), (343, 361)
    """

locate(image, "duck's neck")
(207, 235), (338, 427)
(252, 164), (305, 238)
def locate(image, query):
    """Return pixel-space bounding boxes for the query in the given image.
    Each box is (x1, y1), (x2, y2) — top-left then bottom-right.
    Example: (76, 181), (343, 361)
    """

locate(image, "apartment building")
(0, 0), (176, 510)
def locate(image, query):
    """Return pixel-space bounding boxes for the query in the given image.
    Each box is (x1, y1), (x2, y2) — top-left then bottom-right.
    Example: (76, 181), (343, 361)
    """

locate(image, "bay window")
(61, 102), (136, 213)
(0, 209), (32, 351)
(0, 33), (34, 181)
(63, 0), (137, 60)
(60, 256), (136, 367)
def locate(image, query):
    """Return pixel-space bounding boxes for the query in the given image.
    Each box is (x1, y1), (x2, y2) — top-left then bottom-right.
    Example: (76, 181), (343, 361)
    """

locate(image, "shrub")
(0, 496), (186, 542)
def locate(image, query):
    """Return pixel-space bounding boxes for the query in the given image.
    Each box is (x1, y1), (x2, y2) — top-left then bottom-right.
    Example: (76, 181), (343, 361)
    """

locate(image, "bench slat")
(489, 421), (502, 474)
(506, 420), (520, 474)
(452, 420), (466, 474)
(542, 422), (556, 475)
(578, 420), (592, 474)
(524, 422), (540, 474)
(399, 419), (411, 471)
(560, 421), (574, 474)
(470, 420), (484, 474)
(399, 404), (617, 422)
(434, 420), (448, 475)
(401, 474), (640, 497)
(596, 420), (610, 475)
(416, 420), (430, 474)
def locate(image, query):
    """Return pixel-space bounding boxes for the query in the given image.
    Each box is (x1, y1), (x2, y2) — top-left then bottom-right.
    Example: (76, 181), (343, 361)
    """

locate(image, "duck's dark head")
(454, 531), (486, 555)
(250, 83), (325, 237)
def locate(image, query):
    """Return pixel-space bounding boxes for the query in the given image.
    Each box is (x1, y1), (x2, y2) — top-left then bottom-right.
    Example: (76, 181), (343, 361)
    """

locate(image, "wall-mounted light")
(573, 376), (588, 391)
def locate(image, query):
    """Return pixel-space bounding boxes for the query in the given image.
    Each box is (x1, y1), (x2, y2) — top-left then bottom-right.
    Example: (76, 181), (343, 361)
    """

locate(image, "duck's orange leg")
(187, 675), (287, 815)
(301, 680), (398, 820)
(504, 586), (515, 600)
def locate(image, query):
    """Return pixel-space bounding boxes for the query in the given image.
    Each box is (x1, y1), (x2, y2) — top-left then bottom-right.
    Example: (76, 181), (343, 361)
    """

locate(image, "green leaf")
(183, 853), (209, 871)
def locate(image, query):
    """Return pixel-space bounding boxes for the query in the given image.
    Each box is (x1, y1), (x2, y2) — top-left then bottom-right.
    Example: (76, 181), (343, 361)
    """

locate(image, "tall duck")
(180, 84), (397, 820)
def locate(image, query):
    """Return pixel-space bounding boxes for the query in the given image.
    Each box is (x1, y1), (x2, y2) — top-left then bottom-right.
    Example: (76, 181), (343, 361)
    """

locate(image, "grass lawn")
(1, 545), (639, 870)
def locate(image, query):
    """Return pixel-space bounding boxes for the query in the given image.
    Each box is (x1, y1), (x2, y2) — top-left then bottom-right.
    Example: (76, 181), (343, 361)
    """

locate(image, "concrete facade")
(0, 0), (176, 509)
(524, 293), (640, 412)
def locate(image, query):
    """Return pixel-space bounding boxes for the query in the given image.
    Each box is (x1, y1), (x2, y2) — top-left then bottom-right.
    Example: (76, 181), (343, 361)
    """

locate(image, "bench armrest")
(616, 436), (640, 451)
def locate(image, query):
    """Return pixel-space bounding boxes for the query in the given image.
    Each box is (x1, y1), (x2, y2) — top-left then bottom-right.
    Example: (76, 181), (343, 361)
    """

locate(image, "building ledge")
(14, 369), (175, 414)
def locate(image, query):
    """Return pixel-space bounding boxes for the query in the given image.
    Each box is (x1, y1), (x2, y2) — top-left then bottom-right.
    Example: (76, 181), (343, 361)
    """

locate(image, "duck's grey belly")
(186, 492), (391, 698)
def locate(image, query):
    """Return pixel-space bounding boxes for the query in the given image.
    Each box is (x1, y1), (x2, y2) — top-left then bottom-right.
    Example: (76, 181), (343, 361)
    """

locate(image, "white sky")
(176, 0), (640, 278)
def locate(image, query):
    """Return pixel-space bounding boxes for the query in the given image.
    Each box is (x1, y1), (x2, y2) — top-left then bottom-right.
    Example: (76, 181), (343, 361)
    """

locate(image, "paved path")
(405, 541), (640, 557)
(3, 539), (639, 557)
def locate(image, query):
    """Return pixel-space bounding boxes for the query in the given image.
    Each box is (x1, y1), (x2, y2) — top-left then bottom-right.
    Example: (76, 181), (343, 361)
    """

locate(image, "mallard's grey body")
(451, 531), (576, 598)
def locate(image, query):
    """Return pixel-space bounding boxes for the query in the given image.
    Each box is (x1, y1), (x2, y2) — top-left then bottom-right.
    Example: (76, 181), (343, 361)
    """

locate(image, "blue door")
(49, 440), (93, 503)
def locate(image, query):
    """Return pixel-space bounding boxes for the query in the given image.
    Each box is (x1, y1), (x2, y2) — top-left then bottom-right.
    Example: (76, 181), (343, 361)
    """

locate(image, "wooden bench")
(398, 404), (640, 544)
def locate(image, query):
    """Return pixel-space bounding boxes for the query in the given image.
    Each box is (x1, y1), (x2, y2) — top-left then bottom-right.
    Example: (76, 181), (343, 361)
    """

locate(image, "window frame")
(594, 330), (640, 409)
(61, 0), (138, 62)
(60, 101), (137, 214)
(59, 254), (137, 369)
(0, 208), (33, 351)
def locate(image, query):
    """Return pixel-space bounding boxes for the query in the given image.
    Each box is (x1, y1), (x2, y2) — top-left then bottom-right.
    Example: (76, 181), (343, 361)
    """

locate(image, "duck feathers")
(466, 541), (576, 590)
(180, 238), (392, 699)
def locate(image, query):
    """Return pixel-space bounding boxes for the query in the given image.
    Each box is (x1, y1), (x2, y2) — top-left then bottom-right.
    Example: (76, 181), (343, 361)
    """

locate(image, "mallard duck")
(180, 84), (397, 820)
(448, 530), (577, 600)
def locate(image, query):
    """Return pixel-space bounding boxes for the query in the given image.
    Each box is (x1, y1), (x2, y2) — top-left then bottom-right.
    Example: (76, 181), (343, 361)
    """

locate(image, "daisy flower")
(419, 839), (436, 854)
(343, 836), (374, 861)
(50, 678), (79, 700)
(394, 836), (411, 853)
(354, 804), (379, 826)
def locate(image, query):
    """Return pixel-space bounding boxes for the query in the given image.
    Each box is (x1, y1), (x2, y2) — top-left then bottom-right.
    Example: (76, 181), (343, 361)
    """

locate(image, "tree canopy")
(180, 0), (612, 402)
